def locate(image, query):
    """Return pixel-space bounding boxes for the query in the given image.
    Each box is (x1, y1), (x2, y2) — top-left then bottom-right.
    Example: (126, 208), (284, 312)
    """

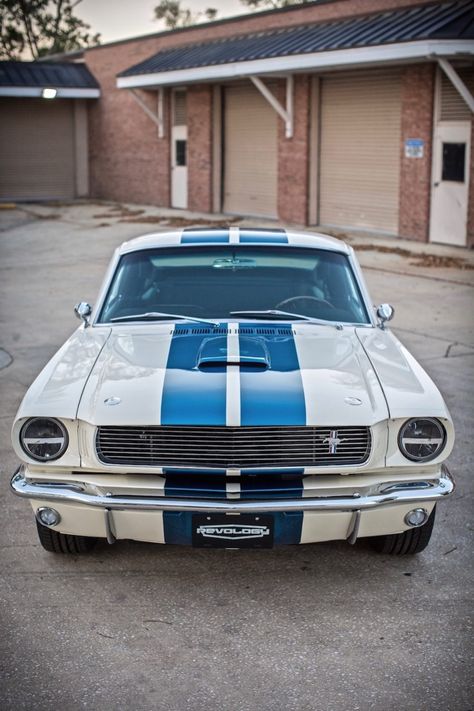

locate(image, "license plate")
(192, 513), (274, 549)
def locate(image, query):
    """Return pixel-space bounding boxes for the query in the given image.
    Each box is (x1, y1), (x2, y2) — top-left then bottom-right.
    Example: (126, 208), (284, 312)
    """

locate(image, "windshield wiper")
(110, 312), (221, 327)
(230, 310), (337, 326)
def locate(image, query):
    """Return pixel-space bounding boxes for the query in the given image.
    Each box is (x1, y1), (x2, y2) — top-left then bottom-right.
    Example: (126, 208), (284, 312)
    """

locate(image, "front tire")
(36, 519), (98, 554)
(370, 507), (436, 555)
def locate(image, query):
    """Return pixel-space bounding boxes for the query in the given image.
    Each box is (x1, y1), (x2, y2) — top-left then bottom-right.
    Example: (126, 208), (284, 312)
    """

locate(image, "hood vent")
(240, 327), (295, 336)
(173, 327), (295, 337)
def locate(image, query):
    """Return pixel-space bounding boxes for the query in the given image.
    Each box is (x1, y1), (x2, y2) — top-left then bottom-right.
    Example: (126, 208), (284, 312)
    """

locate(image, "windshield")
(97, 246), (370, 325)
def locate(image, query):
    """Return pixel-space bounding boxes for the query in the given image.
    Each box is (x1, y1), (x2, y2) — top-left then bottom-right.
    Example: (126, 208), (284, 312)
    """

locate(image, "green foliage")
(0, 0), (101, 60)
(154, 1), (218, 29)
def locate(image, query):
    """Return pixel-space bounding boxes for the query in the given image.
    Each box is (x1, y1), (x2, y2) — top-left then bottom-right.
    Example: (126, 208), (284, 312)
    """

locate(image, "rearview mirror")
(376, 303), (394, 329)
(74, 302), (92, 327)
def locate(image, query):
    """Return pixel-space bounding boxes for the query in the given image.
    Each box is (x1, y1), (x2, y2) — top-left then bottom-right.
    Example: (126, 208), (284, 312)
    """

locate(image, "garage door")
(223, 84), (277, 218)
(0, 98), (75, 200)
(319, 71), (402, 233)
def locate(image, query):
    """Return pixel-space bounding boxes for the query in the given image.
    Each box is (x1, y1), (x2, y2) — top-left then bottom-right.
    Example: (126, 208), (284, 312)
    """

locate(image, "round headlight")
(20, 417), (68, 462)
(398, 418), (446, 462)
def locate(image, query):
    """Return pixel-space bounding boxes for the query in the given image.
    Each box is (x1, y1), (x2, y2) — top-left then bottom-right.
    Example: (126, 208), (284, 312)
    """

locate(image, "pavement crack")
(0, 347), (13, 370)
(443, 546), (457, 555)
(421, 352), (474, 362)
(444, 342), (458, 358)
(395, 327), (474, 350)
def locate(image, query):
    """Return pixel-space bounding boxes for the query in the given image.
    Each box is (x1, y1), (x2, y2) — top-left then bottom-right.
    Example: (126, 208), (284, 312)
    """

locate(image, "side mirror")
(74, 302), (92, 327)
(376, 303), (394, 329)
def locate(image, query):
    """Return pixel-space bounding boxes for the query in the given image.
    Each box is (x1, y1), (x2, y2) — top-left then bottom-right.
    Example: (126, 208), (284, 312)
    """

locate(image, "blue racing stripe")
(161, 325), (227, 425)
(240, 470), (304, 499)
(164, 472), (227, 499)
(163, 512), (192, 545)
(181, 229), (229, 243)
(239, 229), (288, 244)
(240, 476), (304, 499)
(239, 325), (306, 425)
(274, 512), (303, 545)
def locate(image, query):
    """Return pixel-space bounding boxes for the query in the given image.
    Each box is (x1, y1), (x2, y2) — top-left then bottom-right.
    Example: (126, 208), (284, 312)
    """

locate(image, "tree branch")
(54, 0), (64, 40)
(19, 0), (40, 58)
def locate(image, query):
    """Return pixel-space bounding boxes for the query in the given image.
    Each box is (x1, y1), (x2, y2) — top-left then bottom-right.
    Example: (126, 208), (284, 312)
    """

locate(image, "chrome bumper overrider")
(10, 465), (454, 513)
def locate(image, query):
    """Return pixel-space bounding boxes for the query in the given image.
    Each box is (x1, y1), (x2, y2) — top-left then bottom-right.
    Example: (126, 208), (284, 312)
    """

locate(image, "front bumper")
(11, 465), (454, 513)
(10, 465), (455, 546)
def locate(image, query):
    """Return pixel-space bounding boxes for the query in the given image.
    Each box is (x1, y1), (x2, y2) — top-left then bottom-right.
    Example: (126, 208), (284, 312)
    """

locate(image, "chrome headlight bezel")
(398, 417), (447, 463)
(20, 417), (69, 462)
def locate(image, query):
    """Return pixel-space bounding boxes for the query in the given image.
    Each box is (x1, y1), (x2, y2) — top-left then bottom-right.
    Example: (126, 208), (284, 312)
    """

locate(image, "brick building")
(1, 0), (473, 247)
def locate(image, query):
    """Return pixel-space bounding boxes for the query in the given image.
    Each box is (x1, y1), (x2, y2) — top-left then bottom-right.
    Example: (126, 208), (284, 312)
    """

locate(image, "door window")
(175, 139), (187, 167)
(441, 142), (466, 182)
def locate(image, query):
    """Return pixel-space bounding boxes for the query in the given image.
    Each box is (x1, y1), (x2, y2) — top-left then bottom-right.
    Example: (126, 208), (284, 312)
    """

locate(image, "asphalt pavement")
(1, 202), (473, 711)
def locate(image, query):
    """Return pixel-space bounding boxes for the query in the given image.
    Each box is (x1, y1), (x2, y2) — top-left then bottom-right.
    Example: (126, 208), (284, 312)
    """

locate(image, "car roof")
(119, 227), (351, 255)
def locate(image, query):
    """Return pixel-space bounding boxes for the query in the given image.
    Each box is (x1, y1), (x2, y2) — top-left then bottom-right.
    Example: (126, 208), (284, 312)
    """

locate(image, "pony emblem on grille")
(323, 430), (347, 454)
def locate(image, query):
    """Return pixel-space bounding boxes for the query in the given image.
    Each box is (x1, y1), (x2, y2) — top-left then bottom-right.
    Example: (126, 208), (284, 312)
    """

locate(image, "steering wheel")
(275, 295), (336, 311)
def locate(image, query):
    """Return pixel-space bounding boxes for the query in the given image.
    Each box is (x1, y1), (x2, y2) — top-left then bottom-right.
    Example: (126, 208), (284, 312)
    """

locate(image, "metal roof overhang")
(116, 40), (474, 89)
(0, 86), (100, 98)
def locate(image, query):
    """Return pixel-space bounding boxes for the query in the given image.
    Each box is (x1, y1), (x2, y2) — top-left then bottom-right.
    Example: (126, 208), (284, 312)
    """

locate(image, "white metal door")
(171, 124), (187, 209)
(430, 123), (470, 246)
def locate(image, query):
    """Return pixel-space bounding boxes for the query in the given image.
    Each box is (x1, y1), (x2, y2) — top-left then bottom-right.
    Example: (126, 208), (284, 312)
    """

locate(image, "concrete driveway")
(1, 202), (473, 711)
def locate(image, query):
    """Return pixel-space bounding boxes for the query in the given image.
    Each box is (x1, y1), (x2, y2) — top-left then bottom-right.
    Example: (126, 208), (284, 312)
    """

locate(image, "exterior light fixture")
(36, 507), (61, 526)
(42, 87), (57, 99)
(20, 417), (69, 462)
(404, 509), (429, 527)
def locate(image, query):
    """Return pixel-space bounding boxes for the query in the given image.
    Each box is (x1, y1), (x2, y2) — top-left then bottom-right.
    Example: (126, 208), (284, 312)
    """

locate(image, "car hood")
(18, 323), (450, 428)
(74, 323), (389, 427)
(15, 327), (110, 421)
(356, 328), (450, 420)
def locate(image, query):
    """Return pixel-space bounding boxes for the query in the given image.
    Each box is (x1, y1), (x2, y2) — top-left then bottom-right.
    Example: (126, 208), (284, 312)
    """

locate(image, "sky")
(78, 0), (252, 44)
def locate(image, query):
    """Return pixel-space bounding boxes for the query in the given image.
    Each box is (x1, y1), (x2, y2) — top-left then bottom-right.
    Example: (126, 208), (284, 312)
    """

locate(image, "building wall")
(398, 64), (435, 241)
(278, 75), (311, 225)
(187, 85), (213, 213)
(84, 0), (436, 210)
(83, 0), (471, 247)
(86, 45), (171, 206)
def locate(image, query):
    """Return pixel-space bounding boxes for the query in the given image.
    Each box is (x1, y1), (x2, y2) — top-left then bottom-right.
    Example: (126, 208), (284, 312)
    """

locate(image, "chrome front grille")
(96, 426), (371, 468)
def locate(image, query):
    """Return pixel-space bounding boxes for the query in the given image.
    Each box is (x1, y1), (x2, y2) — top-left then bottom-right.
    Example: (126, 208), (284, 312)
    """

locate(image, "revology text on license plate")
(192, 513), (274, 548)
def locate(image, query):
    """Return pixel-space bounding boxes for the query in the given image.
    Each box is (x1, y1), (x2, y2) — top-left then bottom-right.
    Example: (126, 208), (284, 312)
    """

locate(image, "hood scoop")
(197, 336), (270, 370)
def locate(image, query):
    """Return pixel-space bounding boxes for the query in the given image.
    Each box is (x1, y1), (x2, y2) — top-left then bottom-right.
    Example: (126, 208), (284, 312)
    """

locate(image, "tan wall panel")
(0, 98), (75, 200)
(223, 84), (277, 218)
(319, 71), (402, 233)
